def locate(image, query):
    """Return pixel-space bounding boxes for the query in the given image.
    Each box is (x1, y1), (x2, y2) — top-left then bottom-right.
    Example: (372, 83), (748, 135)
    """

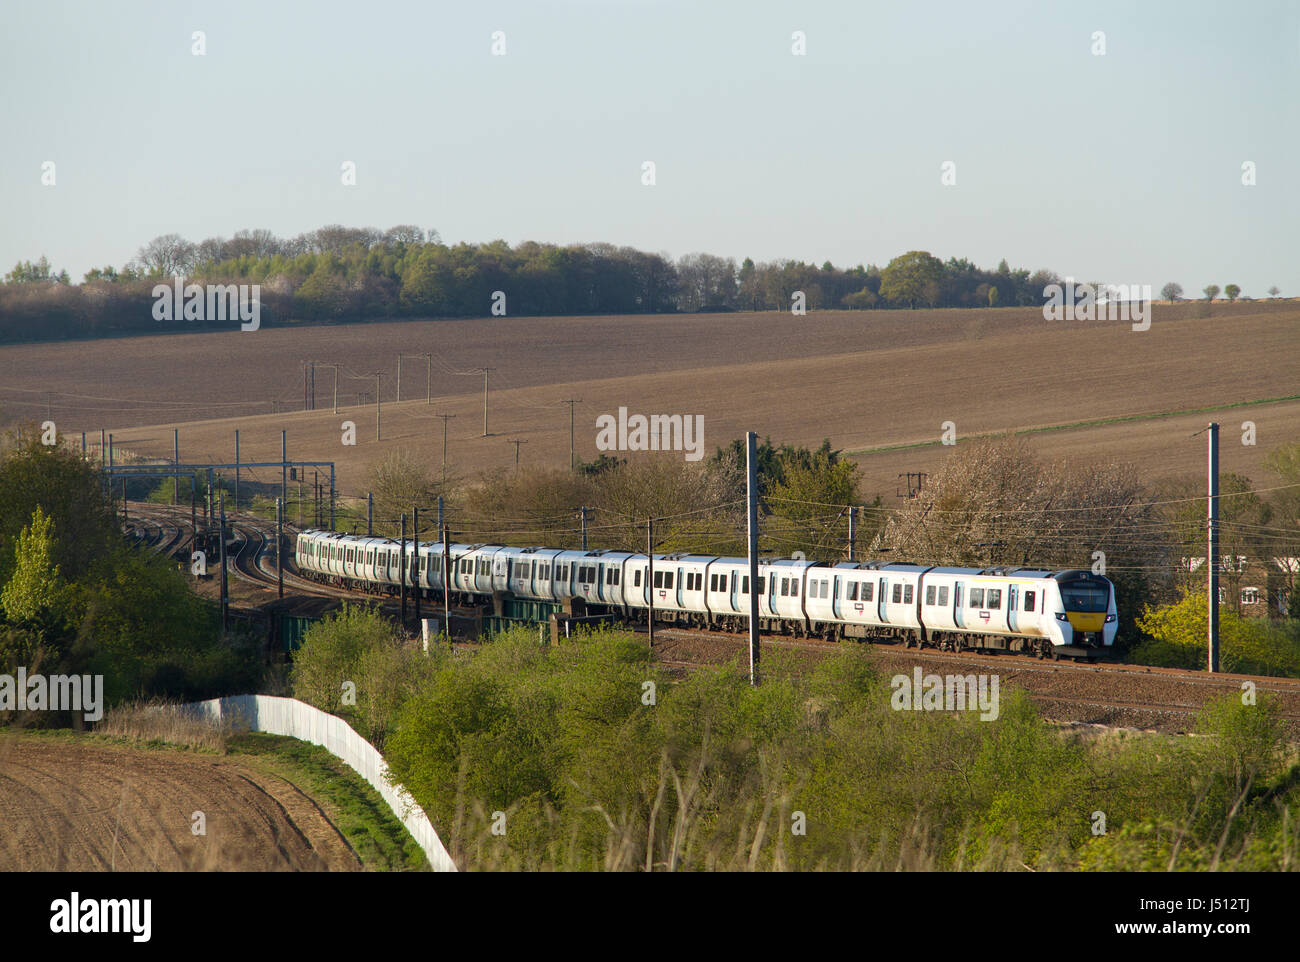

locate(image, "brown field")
(0, 733), (360, 871)
(3, 301), (1297, 502)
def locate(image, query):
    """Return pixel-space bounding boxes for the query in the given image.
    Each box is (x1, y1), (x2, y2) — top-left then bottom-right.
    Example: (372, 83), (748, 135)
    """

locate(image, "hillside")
(4, 301), (1296, 502)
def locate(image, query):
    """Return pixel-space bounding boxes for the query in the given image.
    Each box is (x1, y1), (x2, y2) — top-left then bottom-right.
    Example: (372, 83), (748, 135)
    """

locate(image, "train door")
(675, 567), (683, 607)
(954, 582), (965, 629)
(1008, 585), (1019, 632)
(832, 576), (842, 620)
(596, 563), (606, 603)
(878, 577), (888, 624)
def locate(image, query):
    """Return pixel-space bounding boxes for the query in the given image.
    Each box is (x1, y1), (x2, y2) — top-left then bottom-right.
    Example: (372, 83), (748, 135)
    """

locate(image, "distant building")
(1180, 556), (1299, 617)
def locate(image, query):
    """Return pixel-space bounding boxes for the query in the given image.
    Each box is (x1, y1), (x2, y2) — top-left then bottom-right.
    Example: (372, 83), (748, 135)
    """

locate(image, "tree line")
(1, 225), (1081, 343)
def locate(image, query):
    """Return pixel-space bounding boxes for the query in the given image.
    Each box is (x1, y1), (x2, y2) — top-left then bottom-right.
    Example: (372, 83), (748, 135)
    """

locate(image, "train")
(293, 529), (1118, 660)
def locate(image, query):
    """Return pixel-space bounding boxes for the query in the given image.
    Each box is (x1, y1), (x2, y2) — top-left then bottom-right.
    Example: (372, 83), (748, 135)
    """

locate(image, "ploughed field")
(0, 734), (361, 871)
(3, 302), (1297, 501)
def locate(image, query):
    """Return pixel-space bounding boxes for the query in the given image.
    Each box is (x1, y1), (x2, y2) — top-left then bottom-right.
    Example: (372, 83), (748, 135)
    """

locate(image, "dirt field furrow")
(0, 737), (361, 872)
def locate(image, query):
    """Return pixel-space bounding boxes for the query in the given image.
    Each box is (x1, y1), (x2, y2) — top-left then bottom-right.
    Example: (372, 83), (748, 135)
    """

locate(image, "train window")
(891, 583), (902, 604)
(986, 589), (1001, 609)
(938, 586), (949, 606)
(862, 582), (874, 602)
(653, 571), (663, 588)
(613, 569), (621, 585)
(847, 582), (859, 601)
(903, 584), (913, 604)
(709, 573), (717, 591)
(1024, 590), (1035, 612)
(664, 572), (674, 589)
(780, 578), (789, 597)
(633, 569), (642, 587)
(742, 576), (749, 594)
(925, 585), (936, 606)
(822, 580), (831, 598)
(969, 588), (985, 608)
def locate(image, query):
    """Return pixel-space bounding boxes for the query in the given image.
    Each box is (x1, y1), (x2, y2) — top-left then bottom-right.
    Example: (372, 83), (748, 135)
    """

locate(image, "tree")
(988, 286), (999, 308)
(676, 253), (737, 312)
(135, 234), (196, 277)
(0, 432), (118, 585)
(4, 257), (56, 285)
(841, 288), (877, 309)
(879, 251), (944, 309)
(1203, 284), (1220, 302)
(366, 450), (435, 535)
(1, 506), (63, 627)
(1267, 286), (1280, 299)
(1160, 282), (1183, 302)
(383, 225), (425, 246)
(1224, 284), (1241, 302)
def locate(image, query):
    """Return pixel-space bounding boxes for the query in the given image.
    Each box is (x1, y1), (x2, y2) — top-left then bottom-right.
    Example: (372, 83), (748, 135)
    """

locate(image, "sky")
(2, 0), (1297, 295)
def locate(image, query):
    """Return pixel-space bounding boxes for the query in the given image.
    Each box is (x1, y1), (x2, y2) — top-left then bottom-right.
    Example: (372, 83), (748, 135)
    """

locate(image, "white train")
(294, 529), (1118, 659)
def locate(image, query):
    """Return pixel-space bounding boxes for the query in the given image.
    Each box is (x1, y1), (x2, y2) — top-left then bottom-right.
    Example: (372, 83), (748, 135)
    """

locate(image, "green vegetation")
(3, 224), (1075, 343)
(289, 603), (437, 749)
(289, 621), (1300, 871)
(1131, 589), (1300, 676)
(0, 433), (261, 723)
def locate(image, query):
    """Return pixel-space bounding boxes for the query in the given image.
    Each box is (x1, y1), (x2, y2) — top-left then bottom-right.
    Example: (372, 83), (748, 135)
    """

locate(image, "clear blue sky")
(2, 0), (1296, 295)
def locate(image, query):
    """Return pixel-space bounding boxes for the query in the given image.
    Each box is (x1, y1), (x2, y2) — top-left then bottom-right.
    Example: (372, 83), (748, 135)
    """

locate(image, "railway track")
(647, 625), (1300, 694)
(123, 506), (189, 559)
(643, 627), (1300, 734)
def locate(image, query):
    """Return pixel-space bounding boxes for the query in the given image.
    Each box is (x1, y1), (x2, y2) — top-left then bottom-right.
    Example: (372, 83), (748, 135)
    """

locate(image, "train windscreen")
(1060, 583), (1109, 612)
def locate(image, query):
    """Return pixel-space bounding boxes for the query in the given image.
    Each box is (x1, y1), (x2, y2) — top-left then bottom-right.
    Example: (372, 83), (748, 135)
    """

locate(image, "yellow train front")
(1043, 569), (1118, 657)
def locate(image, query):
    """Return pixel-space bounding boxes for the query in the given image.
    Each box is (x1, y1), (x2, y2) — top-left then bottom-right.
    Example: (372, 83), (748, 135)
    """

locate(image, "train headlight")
(1055, 612), (1069, 621)
(1105, 613), (1116, 623)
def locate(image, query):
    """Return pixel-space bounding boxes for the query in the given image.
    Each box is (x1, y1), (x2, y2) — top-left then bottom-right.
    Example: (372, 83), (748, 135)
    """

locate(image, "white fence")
(181, 695), (456, 872)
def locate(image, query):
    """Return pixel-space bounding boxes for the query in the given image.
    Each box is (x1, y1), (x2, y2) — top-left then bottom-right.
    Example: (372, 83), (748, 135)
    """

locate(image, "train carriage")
(291, 529), (1117, 658)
